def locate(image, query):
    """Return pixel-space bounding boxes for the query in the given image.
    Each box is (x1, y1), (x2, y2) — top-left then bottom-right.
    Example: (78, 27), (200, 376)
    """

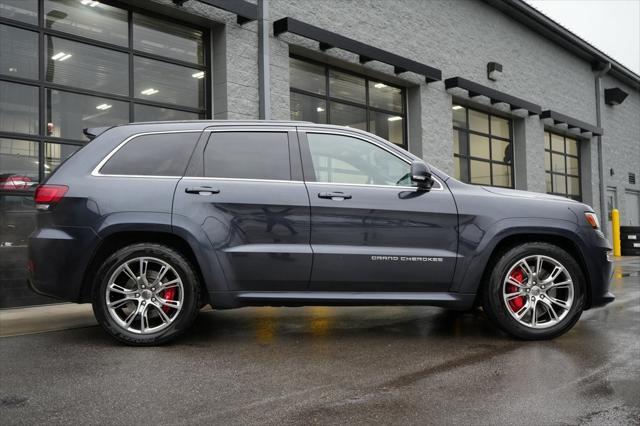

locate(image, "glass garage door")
(0, 0), (210, 307)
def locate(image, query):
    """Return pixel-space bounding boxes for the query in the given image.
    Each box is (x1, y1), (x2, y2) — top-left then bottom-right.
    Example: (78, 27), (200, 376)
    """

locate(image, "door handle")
(185, 186), (220, 195)
(318, 191), (352, 200)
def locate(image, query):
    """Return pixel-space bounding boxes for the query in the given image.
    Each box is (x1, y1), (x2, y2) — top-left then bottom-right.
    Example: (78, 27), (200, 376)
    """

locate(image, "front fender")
(451, 217), (587, 295)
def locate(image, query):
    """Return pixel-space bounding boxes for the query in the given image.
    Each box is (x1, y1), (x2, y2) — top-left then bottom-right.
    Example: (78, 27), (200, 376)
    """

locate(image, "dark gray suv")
(28, 121), (614, 345)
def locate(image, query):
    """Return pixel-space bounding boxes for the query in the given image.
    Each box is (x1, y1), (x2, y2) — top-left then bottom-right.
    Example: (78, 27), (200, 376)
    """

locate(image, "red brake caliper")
(507, 268), (525, 312)
(161, 288), (176, 313)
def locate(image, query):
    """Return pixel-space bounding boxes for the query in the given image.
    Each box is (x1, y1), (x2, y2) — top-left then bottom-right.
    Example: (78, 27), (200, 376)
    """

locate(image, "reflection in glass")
(491, 116), (510, 138)
(491, 139), (510, 163)
(134, 104), (199, 122)
(566, 138), (578, 156)
(45, 36), (129, 95)
(0, 0), (38, 24)
(492, 163), (511, 187)
(290, 58), (325, 95)
(470, 160), (491, 185)
(44, 0), (128, 46)
(452, 105), (466, 128)
(567, 177), (580, 196)
(454, 156), (469, 182)
(329, 70), (365, 104)
(290, 92), (326, 123)
(307, 133), (410, 186)
(546, 173), (552, 193)
(469, 109), (489, 133)
(0, 81), (39, 135)
(567, 156), (579, 176)
(134, 56), (205, 108)
(0, 139), (39, 191)
(469, 134), (490, 159)
(551, 153), (565, 173)
(551, 133), (564, 152)
(46, 89), (129, 140)
(0, 25), (38, 80)
(553, 174), (566, 194)
(133, 13), (204, 65)
(369, 81), (402, 113)
(369, 110), (404, 146)
(44, 143), (79, 177)
(329, 102), (366, 131)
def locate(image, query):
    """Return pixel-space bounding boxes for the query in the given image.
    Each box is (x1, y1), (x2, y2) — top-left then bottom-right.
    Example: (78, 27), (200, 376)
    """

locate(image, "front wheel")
(482, 242), (585, 340)
(92, 243), (201, 345)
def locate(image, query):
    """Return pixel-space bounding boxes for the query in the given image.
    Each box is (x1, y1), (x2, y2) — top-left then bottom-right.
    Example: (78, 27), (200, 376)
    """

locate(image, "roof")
(485, 0), (640, 89)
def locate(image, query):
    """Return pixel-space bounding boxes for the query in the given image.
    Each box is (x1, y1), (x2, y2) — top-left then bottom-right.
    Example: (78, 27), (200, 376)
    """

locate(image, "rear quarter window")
(100, 132), (200, 176)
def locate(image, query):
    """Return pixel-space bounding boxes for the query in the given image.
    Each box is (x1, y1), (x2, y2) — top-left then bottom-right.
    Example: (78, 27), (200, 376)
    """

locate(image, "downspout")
(258, 0), (271, 119)
(594, 62), (611, 235)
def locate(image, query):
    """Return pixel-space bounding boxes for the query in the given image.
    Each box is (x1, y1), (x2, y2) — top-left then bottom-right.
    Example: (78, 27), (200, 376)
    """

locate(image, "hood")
(481, 186), (581, 204)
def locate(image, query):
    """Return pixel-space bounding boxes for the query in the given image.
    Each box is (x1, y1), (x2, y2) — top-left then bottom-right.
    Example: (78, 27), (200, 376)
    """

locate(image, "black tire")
(482, 242), (586, 340)
(92, 243), (201, 346)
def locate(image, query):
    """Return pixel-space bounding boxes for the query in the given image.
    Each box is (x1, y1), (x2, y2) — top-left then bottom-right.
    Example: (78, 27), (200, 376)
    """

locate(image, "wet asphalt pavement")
(1, 258), (639, 425)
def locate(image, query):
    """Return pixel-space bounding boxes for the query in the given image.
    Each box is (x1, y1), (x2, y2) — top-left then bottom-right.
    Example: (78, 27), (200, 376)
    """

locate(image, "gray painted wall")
(152, 0), (639, 222)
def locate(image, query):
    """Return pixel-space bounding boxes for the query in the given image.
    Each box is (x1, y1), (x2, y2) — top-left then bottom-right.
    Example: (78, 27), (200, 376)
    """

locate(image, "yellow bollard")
(611, 208), (621, 257)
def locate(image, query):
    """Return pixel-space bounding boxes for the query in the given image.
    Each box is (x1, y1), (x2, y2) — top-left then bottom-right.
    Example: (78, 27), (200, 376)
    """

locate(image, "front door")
(173, 127), (311, 291)
(299, 130), (458, 292)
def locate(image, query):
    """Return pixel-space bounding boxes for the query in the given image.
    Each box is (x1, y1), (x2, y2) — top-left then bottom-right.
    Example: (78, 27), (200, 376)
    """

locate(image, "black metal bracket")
(194, 0), (257, 24)
(540, 110), (603, 135)
(445, 77), (542, 116)
(273, 17), (442, 83)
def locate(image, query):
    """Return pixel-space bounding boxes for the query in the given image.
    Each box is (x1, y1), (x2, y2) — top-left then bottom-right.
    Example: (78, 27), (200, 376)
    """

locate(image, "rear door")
(299, 129), (458, 292)
(173, 126), (311, 291)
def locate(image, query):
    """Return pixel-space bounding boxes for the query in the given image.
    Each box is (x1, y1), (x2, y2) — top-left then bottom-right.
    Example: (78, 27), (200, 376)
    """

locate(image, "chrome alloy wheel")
(105, 257), (184, 334)
(502, 255), (574, 329)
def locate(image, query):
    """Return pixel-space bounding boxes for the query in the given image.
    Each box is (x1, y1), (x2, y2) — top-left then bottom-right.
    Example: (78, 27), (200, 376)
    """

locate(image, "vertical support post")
(611, 208), (621, 257)
(258, 0), (271, 119)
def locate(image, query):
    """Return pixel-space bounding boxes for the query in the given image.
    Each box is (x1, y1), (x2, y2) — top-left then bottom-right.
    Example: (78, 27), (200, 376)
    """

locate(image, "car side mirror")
(410, 161), (434, 191)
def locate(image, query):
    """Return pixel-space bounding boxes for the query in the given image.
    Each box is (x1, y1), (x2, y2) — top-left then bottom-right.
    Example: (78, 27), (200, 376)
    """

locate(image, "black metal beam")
(273, 17), (442, 83)
(540, 110), (603, 136)
(194, 0), (257, 24)
(444, 77), (542, 115)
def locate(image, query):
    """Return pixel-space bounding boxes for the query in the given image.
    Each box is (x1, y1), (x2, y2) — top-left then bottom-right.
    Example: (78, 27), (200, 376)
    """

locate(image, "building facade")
(0, 0), (638, 307)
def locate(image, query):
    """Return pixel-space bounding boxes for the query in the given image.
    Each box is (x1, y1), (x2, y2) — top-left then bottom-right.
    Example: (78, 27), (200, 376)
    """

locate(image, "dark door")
(173, 127), (311, 291)
(299, 130), (458, 292)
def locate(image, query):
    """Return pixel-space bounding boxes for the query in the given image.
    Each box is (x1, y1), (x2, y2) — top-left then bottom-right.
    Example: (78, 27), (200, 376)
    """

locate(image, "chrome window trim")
(301, 129), (444, 191)
(91, 130), (202, 178)
(181, 176), (303, 184)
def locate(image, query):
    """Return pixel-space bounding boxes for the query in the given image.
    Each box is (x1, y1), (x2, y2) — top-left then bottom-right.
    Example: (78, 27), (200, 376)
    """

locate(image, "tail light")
(34, 184), (68, 210)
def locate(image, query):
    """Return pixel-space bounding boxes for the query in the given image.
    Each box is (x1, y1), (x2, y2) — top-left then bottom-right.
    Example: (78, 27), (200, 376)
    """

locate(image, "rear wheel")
(482, 242), (585, 340)
(92, 243), (200, 345)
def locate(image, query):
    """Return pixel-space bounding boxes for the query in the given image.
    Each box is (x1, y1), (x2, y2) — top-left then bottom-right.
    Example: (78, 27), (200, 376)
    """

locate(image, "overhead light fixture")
(191, 71), (205, 79)
(387, 116), (402, 122)
(96, 103), (112, 110)
(452, 105), (463, 110)
(604, 87), (628, 105)
(140, 88), (159, 95)
(316, 107), (325, 112)
(80, 0), (100, 6)
(487, 62), (503, 81)
(374, 83), (387, 89)
(51, 52), (72, 61)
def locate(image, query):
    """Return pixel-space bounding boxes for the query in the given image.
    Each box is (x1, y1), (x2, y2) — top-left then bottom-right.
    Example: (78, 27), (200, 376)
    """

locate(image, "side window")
(100, 132), (200, 176)
(203, 132), (290, 180)
(306, 133), (411, 186)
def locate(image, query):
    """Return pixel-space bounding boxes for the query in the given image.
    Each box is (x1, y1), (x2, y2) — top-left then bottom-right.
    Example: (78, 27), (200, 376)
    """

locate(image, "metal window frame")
(544, 131), (582, 201)
(289, 55), (408, 148)
(452, 105), (515, 188)
(0, 0), (211, 195)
